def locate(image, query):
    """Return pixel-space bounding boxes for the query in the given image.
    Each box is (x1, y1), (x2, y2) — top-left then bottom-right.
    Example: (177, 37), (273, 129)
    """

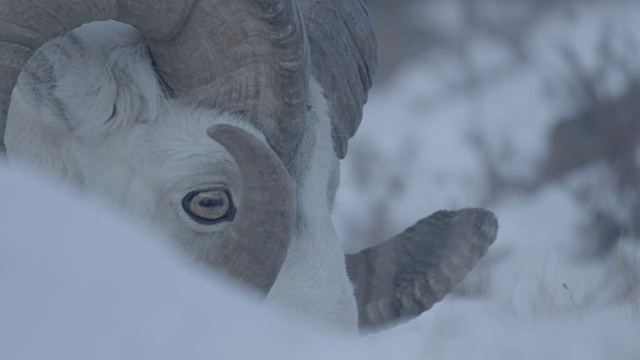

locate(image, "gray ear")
(346, 208), (498, 330)
(299, 0), (378, 159)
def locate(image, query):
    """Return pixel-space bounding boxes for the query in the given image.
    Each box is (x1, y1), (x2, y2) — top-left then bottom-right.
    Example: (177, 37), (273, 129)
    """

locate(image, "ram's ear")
(346, 208), (498, 331)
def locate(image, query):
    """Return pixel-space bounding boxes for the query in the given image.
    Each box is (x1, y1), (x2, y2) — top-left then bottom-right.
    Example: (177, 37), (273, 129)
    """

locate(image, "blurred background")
(334, 0), (640, 314)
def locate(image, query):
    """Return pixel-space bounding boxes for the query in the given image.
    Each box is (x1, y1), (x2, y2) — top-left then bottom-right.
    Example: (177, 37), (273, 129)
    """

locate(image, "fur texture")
(6, 22), (357, 331)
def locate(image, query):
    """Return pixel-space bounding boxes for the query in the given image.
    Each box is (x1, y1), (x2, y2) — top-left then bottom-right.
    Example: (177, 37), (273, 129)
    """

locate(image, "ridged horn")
(346, 208), (498, 330)
(0, 0), (309, 163)
(207, 124), (296, 293)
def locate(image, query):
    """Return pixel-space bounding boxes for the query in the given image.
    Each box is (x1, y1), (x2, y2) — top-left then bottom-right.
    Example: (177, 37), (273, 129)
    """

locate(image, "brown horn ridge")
(0, 0), (310, 162)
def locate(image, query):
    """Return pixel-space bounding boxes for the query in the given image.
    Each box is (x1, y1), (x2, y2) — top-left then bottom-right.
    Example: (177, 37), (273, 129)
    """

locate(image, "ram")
(0, 0), (497, 332)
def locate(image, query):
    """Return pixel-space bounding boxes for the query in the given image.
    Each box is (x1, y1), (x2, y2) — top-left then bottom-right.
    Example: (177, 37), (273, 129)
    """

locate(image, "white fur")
(6, 21), (357, 331)
(265, 80), (358, 330)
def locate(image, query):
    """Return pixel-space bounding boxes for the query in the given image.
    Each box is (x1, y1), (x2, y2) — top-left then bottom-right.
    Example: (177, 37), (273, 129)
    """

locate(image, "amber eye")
(182, 189), (236, 224)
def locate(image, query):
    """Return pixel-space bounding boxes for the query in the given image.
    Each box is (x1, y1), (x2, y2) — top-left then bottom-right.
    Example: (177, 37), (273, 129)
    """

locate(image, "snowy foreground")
(1, 164), (638, 359)
(2, 2), (640, 359)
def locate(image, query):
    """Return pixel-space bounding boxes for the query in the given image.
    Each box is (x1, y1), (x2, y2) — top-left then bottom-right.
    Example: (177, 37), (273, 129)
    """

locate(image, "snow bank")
(0, 164), (363, 360)
(2, 162), (637, 359)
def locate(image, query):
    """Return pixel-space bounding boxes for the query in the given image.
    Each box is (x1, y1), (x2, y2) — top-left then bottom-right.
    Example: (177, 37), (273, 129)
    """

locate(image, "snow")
(2, 1), (640, 359)
(0, 163), (367, 359)
(2, 164), (637, 359)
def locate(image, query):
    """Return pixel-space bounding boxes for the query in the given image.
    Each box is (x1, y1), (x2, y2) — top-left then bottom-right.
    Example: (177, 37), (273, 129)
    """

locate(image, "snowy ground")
(2, 1), (640, 359)
(1, 164), (639, 359)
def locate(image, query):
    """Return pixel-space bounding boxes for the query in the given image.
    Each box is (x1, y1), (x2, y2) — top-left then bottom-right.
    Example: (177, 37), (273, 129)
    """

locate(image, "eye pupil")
(182, 189), (236, 224)
(199, 198), (223, 208)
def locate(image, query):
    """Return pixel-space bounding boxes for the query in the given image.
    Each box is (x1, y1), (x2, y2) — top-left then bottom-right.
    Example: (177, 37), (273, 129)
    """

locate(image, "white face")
(88, 106), (254, 256)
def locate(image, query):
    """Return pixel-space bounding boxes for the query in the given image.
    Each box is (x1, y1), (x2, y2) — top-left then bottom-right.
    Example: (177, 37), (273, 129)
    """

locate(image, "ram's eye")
(182, 189), (236, 224)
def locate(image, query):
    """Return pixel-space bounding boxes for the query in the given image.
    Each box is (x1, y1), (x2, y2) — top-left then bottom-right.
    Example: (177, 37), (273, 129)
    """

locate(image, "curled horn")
(0, 0), (309, 160)
(0, 0), (307, 292)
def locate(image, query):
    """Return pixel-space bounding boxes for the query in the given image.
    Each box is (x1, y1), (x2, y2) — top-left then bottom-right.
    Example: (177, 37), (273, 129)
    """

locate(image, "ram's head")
(0, 0), (497, 331)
